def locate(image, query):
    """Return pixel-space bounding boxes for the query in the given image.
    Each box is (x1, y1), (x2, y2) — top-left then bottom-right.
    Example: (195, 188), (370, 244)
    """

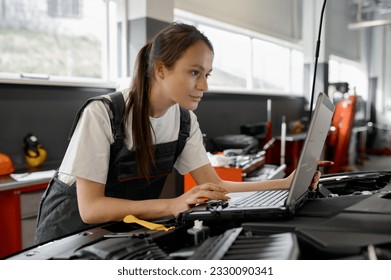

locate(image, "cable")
(309, 0), (328, 121)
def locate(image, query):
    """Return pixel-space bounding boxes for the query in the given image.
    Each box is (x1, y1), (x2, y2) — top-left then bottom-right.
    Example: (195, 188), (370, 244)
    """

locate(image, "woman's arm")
(190, 161), (333, 193)
(189, 163), (291, 193)
(76, 177), (178, 223)
(76, 176), (231, 223)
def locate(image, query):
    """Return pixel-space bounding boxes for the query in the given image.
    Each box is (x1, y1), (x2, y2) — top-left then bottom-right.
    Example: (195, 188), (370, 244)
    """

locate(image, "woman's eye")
(191, 70), (200, 76)
(206, 73), (211, 79)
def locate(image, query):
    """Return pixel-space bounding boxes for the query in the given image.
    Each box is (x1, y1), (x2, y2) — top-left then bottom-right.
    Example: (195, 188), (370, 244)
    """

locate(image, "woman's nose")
(197, 76), (209, 91)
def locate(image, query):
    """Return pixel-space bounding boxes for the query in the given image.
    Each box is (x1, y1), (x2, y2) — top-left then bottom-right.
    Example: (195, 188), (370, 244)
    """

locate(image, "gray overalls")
(34, 92), (190, 244)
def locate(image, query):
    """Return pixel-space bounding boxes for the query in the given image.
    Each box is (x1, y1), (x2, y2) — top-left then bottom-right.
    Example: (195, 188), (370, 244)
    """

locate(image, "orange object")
(0, 153), (14, 176)
(265, 120), (272, 143)
(326, 95), (357, 173)
(184, 167), (243, 192)
(0, 183), (47, 258)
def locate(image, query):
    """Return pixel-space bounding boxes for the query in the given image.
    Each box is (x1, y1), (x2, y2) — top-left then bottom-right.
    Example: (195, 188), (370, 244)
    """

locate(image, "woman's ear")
(155, 61), (166, 80)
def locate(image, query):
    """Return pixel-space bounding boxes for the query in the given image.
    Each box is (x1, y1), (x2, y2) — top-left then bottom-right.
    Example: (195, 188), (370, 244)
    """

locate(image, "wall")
(325, 0), (361, 61)
(373, 26), (391, 122)
(195, 92), (306, 140)
(385, 28), (391, 121)
(0, 84), (114, 168)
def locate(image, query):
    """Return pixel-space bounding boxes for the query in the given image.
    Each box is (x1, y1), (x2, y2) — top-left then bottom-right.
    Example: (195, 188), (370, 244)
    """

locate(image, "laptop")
(180, 92), (335, 223)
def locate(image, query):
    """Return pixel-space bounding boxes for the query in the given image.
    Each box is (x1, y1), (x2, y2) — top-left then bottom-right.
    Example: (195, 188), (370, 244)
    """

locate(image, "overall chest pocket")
(117, 141), (177, 182)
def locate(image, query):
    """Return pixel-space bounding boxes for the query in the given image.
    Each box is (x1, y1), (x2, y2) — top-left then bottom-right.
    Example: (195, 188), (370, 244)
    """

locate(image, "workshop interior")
(1, 0), (391, 260)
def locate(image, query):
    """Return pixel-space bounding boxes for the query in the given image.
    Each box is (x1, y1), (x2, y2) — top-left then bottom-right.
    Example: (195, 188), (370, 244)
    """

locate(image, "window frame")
(0, 0), (118, 88)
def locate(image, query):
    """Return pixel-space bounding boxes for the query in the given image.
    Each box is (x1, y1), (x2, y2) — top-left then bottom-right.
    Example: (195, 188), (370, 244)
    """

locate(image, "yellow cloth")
(123, 215), (174, 231)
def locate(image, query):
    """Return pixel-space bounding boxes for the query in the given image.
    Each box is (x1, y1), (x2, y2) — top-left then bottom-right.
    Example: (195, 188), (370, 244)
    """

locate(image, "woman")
(35, 22), (328, 244)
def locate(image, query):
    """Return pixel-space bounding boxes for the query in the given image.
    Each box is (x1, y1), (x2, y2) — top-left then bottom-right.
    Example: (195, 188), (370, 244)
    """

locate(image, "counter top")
(0, 176), (50, 192)
(0, 161), (60, 192)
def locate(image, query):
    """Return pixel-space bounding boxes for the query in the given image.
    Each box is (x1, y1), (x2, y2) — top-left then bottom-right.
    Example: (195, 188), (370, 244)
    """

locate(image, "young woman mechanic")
(35, 22), (330, 244)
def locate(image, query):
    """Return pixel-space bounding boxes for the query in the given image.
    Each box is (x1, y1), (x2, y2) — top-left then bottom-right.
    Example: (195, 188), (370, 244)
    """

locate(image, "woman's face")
(158, 40), (214, 111)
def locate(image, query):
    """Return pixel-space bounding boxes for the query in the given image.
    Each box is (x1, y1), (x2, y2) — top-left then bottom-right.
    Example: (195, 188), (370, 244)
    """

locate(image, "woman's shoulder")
(83, 89), (128, 115)
(117, 88), (130, 101)
(83, 97), (109, 117)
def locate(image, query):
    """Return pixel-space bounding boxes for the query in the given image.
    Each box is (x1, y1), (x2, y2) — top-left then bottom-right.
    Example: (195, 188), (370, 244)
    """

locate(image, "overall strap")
(68, 91), (125, 142)
(175, 106), (191, 161)
(106, 91), (126, 144)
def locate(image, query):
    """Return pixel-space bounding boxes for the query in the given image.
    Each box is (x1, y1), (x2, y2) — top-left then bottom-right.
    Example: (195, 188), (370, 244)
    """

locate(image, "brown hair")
(124, 22), (213, 178)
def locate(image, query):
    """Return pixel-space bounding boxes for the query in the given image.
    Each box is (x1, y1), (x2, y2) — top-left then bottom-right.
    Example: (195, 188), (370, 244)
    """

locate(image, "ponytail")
(125, 41), (156, 178)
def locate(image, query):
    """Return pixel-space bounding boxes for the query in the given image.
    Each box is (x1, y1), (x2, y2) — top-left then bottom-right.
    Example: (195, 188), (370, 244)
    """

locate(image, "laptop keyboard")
(230, 190), (288, 208)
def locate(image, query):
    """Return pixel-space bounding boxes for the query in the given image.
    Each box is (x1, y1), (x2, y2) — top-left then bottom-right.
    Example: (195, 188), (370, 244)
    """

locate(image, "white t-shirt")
(58, 90), (209, 185)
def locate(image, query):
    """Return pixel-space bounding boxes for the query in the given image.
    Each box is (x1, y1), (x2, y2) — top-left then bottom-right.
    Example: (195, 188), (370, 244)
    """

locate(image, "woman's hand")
(169, 183), (230, 216)
(284, 160), (334, 191)
(310, 160), (334, 190)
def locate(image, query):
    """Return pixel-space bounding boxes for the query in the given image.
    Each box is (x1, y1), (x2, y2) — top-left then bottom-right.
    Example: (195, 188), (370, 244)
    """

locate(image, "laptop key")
(231, 190), (287, 208)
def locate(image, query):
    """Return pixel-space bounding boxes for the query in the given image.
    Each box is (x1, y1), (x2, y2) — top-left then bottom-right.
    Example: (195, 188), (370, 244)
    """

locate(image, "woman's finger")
(317, 160), (334, 167)
(187, 185), (230, 205)
(309, 170), (321, 190)
(196, 189), (230, 200)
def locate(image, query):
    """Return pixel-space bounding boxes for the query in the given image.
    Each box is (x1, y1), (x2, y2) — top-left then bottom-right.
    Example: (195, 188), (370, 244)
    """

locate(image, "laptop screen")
(285, 92), (335, 208)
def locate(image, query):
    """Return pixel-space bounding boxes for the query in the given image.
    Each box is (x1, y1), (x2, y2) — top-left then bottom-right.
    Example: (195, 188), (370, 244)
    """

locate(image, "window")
(0, 0), (118, 85)
(329, 56), (367, 100)
(48, 0), (82, 18)
(291, 49), (304, 93)
(198, 25), (251, 89)
(252, 39), (289, 92)
(175, 9), (304, 95)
